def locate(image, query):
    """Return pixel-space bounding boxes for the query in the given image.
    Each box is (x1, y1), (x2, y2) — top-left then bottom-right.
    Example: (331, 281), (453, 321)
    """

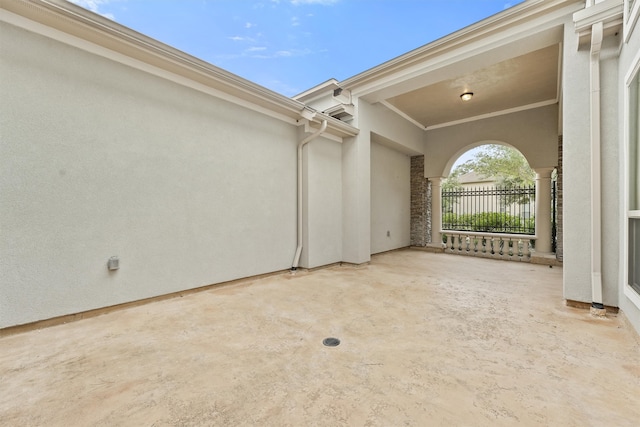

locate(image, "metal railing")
(442, 185), (535, 235)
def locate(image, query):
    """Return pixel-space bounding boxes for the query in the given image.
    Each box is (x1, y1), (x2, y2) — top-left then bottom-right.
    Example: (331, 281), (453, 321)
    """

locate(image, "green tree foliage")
(454, 144), (534, 187)
(441, 168), (463, 213)
(442, 212), (535, 234)
(444, 145), (535, 206)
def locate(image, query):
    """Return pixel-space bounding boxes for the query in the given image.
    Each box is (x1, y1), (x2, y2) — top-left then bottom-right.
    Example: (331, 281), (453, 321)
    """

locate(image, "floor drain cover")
(323, 337), (340, 347)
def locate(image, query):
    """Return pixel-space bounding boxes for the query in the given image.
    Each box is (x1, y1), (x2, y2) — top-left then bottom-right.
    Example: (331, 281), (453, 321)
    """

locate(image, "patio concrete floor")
(1, 249), (639, 426)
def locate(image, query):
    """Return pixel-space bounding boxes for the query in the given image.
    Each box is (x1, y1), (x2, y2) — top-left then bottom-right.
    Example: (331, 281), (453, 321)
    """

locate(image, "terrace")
(1, 250), (638, 426)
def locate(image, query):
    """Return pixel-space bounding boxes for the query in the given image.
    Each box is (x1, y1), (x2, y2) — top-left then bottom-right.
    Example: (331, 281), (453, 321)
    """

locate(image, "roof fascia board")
(2, 0), (358, 138)
(292, 79), (340, 102)
(340, 0), (583, 95)
(12, 0), (305, 113)
(574, 0), (623, 41)
(574, 0), (624, 31)
(320, 115), (360, 139)
(0, 8), (305, 125)
(298, 107), (358, 138)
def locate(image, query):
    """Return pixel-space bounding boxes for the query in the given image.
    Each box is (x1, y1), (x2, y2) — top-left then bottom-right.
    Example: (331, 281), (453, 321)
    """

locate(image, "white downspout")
(589, 21), (605, 313)
(292, 120), (328, 270)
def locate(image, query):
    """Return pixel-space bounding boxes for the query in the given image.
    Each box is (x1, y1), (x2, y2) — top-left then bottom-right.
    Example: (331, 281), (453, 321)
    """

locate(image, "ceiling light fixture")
(460, 92), (474, 101)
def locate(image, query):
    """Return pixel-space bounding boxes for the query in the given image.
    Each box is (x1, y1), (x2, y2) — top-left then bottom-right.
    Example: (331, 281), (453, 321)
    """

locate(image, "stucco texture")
(370, 141), (411, 254)
(0, 23), (300, 328)
(424, 105), (559, 178)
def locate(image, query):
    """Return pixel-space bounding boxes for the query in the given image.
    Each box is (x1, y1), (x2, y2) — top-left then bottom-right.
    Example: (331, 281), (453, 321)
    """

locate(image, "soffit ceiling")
(384, 44), (560, 129)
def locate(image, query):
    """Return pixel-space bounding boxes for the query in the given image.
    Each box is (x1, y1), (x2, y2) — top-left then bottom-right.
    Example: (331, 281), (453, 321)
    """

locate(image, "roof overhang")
(330, 0), (584, 131)
(341, 0), (582, 95)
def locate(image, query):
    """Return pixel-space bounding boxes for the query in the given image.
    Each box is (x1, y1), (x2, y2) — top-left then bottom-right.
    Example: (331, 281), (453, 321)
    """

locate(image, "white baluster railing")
(440, 230), (536, 262)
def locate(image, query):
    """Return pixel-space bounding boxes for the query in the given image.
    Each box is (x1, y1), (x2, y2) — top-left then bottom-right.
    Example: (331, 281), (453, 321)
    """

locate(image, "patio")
(1, 249), (638, 426)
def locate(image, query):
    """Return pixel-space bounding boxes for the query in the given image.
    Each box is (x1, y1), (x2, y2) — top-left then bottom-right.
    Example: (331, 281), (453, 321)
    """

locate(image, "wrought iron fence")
(442, 185), (536, 235)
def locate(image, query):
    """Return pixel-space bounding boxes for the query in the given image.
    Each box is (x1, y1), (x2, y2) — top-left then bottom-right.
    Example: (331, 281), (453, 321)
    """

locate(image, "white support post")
(534, 168), (555, 254)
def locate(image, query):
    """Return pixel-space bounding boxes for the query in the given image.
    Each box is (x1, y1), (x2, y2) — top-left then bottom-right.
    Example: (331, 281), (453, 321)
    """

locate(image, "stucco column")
(341, 132), (371, 265)
(428, 177), (443, 248)
(534, 168), (554, 253)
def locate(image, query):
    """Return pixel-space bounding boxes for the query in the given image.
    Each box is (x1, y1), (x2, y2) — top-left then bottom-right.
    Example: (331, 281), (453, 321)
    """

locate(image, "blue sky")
(70, 0), (524, 97)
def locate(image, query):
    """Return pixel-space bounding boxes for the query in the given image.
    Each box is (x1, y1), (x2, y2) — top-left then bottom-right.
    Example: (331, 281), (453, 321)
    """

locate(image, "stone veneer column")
(410, 156), (427, 246)
(426, 180), (432, 244)
(535, 168), (554, 253)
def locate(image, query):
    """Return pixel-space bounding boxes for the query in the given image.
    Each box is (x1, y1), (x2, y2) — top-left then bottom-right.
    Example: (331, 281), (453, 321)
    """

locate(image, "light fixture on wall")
(460, 92), (474, 102)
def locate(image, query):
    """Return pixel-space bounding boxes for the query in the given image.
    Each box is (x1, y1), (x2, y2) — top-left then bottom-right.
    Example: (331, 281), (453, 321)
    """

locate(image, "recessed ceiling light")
(460, 92), (474, 101)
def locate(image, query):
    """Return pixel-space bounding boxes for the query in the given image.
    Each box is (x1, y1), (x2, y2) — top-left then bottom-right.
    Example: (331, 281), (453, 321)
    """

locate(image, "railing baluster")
(437, 232), (537, 262)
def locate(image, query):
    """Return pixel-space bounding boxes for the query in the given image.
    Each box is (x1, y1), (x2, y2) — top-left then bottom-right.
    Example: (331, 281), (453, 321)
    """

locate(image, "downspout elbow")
(298, 120), (328, 149)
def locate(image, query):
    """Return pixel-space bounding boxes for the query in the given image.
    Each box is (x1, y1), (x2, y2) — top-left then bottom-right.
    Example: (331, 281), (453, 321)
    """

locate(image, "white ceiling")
(384, 44), (560, 129)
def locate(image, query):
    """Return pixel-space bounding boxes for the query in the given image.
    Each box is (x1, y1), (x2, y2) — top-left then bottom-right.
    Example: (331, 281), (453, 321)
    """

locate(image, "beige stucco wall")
(301, 135), (343, 268)
(302, 89), (422, 265)
(339, 99), (422, 262)
(341, 132), (371, 265)
(561, 21), (594, 305)
(0, 23), (306, 328)
(365, 102), (424, 156)
(561, 23), (626, 311)
(424, 105), (559, 178)
(370, 141), (411, 254)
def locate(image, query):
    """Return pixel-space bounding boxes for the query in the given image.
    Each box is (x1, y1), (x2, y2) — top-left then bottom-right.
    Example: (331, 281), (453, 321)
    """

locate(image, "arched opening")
(442, 143), (537, 239)
(415, 142), (558, 261)
(443, 141), (534, 179)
